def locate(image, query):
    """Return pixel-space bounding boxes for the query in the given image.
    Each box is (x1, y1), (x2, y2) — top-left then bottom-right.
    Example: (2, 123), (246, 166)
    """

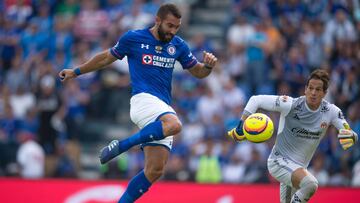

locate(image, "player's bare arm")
(59, 50), (117, 82)
(188, 51), (217, 78)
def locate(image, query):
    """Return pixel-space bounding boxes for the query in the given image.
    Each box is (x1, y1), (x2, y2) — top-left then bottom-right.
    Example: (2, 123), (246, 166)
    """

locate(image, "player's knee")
(163, 119), (182, 136)
(145, 165), (165, 181)
(171, 120), (182, 134)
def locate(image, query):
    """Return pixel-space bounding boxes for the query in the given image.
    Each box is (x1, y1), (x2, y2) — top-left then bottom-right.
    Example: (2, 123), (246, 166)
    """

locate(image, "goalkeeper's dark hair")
(157, 3), (181, 19)
(306, 69), (330, 91)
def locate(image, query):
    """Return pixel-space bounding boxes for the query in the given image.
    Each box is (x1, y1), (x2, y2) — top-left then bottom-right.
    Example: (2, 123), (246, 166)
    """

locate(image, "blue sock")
(118, 120), (164, 152)
(119, 171), (152, 203)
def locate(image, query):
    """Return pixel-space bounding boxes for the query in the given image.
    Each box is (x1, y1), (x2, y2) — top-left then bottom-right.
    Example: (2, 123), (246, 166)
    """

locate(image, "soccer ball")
(243, 113), (274, 143)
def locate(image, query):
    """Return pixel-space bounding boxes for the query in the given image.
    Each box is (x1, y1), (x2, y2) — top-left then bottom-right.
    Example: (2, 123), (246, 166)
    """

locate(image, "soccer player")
(59, 3), (217, 203)
(227, 69), (358, 203)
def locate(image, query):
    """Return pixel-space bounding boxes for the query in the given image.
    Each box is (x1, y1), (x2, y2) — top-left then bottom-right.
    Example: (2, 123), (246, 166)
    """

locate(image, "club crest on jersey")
(142, 54), (153, 64)
(167, 45), (176, 55)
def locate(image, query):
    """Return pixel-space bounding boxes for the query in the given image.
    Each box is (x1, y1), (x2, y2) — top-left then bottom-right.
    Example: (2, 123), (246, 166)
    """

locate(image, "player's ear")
(155, 16), (161, 25)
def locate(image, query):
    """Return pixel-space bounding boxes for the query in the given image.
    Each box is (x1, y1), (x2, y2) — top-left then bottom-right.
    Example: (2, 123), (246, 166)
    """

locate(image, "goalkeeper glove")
(227, 120), (246, 142)
(338, 129), (358, 150)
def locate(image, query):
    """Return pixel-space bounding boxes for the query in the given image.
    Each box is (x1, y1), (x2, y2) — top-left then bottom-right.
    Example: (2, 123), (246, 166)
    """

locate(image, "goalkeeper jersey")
(243, 95), (349, 167)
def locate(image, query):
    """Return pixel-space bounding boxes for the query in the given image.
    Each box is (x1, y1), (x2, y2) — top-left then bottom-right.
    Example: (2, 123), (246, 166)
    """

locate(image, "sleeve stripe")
(184, 59), (198, 69)
(110, 48), (124, 59)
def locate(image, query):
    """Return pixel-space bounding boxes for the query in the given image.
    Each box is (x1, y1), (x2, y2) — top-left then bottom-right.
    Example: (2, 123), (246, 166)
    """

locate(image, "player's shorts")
(130, 92), (176, 150)
(267, 149), (303, 187)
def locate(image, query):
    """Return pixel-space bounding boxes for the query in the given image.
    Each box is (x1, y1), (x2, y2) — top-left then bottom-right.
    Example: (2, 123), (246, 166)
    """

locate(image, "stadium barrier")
(0, 178), (359, 203)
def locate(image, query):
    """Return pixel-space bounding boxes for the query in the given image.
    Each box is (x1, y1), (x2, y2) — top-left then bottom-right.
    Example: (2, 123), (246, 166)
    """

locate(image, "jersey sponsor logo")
(141, 43), (149, 49)
(167, 45), (176, 55)
(291, 127), (321, 139)
(142, 54), (175, 68)
(142, 54), (153, 64)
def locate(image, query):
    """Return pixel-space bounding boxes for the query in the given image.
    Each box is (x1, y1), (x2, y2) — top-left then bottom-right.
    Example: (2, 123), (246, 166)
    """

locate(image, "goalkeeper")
(228, 69), (357, 203)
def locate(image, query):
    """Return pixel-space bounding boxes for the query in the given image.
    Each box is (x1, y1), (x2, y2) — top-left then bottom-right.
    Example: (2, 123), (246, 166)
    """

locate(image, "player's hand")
(227, 120), (246, 142)
(203, 51), (217, 69)
(59, 69), (77, 82)
(338, 129), (358, 150)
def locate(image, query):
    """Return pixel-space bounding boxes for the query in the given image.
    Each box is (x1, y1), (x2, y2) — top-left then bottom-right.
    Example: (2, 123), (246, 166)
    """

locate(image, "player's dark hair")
(306, 69), (330, 91)
(157, 3), (181, 19)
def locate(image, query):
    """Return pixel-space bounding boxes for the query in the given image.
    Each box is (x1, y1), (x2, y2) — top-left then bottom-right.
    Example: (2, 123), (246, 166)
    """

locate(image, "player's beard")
(158, 23), (174, 43)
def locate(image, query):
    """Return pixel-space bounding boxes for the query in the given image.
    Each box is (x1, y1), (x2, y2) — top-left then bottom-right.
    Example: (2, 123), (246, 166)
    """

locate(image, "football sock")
(100, 121), (164, 164)
(119, 170), (152, 203)
(119, 120), (164, 150)
(291, 175), (318, 203)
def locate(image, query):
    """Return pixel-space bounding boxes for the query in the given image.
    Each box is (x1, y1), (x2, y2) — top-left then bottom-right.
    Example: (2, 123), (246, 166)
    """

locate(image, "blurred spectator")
(195, 139), (222, 183)
(301, 20), (326, 70)
(55, 0), (80, 19)
(36, 75), (62, 154)
(308, 152), (329, 186)
(16, 131), (45, 178)
(119, 1), (152, 30)
(73, 0), (110, 43)
(352, 160), (360, 186)
(0, 18), (19, 76)
(222, 154), (246, 183)
(196, 86), (222, 125)
(5, 0), (33, 29)
(324, 7), (357, 53)
(9, 85), (35, 120)
(242, 148), (268, 183)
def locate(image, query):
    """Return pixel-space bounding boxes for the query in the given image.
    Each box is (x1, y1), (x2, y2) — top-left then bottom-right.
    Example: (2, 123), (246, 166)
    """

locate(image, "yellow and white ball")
(243, 113), (274, 143)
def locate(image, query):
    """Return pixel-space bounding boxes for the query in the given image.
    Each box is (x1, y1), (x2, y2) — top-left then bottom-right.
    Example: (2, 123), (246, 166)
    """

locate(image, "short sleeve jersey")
(110, 28), (198, 104)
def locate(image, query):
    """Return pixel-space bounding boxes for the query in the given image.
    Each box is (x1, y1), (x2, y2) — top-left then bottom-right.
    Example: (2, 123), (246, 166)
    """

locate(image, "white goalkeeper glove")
(227, 120), (246, 142)
(338, 129), (358, 150)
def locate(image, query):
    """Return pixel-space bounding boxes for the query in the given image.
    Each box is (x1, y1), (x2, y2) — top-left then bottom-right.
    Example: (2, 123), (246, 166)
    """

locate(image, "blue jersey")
(110, 28), (198, 104)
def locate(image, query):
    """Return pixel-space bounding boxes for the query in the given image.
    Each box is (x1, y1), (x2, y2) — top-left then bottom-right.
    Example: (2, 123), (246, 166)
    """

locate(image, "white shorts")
(267, 150), (304, 203)
(130, 93), (176, 150)
(267, 150), (303, 187)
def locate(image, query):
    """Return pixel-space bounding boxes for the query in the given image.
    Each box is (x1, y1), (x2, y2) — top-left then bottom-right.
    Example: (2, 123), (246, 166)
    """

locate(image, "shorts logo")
(142, 54), (153, 64)
(167, 45), (176, 55)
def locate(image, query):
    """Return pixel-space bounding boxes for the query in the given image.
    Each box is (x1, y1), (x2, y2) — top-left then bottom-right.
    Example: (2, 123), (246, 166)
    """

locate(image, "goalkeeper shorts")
(267, 149), (303, 187)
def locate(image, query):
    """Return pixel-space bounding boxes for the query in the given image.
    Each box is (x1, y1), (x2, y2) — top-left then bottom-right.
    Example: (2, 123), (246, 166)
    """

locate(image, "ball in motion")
(243, 113), (274, 143)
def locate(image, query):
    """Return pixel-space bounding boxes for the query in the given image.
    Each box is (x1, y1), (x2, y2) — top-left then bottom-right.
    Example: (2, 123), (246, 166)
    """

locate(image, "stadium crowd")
(0, 0), (360, 186)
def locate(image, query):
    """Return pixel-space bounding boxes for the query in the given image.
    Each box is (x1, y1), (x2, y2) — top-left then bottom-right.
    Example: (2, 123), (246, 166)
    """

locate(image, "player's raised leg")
(99, 120), (164, 164)
(119, 145), (169, 203)
(99, 113), (181, 164)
